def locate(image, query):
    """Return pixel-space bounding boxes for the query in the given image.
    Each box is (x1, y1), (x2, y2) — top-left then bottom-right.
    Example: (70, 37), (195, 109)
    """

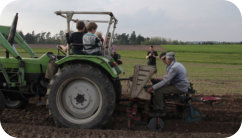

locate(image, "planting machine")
(124, 65), (221, 131)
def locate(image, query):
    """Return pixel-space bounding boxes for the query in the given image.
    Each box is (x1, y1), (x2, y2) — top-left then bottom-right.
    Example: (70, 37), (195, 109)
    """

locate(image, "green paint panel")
(22, 53), (50, 73)
(0, 57), (19, 68)
(0, 53), (50, 74)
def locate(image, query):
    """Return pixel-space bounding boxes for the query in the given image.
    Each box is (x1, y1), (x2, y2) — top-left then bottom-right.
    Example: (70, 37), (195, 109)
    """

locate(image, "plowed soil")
(0, 94), (241, 138)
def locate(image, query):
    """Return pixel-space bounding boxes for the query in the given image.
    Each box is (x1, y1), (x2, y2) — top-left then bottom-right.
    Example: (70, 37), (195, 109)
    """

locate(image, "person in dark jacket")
(146, 45), (158, 77)
(59, 20), (85, 54)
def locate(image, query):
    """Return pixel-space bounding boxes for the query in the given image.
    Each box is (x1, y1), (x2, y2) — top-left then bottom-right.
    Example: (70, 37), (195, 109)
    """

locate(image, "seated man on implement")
(147, 52), (189, 115)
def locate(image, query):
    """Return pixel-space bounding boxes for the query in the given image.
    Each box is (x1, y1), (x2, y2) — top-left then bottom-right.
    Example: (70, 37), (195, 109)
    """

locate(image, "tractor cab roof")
(54, 11), (118, 57)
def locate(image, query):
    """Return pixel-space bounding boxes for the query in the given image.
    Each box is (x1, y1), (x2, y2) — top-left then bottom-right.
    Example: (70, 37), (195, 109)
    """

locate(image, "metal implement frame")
(54, 11), (118, 56)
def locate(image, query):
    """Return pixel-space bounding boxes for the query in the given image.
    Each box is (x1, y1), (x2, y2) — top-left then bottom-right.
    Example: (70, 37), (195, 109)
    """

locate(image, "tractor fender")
(55, 55), (118, 78)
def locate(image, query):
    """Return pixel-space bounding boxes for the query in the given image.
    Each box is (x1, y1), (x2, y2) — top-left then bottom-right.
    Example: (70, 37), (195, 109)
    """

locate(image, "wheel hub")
(70, 89), (90, 109)
(75, 94), (86, 105)
(61, 79), (100, 119)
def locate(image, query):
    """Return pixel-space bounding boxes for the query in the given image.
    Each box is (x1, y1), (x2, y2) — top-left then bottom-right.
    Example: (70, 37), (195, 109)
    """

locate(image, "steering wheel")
(56, 45), (67, 56)
(7, 13), (18, 45)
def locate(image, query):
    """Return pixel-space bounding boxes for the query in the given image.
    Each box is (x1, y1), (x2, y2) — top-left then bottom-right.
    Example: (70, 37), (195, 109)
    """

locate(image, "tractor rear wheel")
(47, 64), (116, 128)
(0, 91), (5, 116)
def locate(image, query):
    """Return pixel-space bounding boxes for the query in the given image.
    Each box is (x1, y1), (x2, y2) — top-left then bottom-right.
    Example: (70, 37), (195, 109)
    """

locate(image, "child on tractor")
(83, 22), (102, 55)
(95, 32), (104, 44)
(59, 20), (86, 54)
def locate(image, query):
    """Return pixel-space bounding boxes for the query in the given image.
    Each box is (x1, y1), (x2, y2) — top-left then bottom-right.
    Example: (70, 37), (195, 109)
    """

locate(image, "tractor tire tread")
(47, 64), (116, 128)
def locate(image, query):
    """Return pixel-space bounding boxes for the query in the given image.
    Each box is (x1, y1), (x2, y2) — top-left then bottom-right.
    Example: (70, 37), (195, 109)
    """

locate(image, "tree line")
(18, 30), (241, 45)
(18, 30), (66, 44)
(113, 31), (186, 45)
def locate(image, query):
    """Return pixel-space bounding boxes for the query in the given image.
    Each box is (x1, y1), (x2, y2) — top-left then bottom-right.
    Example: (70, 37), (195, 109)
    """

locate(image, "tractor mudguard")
(55, 55), (121, 78)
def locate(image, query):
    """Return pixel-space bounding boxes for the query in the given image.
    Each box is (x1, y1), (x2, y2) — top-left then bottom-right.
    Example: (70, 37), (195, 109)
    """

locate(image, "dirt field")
(0, 94), (241, 138)
(0, 44), (241, 137)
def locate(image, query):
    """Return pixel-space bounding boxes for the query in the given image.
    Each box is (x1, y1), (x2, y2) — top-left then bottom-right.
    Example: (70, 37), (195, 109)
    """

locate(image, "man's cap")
(166, 52), (175, 59)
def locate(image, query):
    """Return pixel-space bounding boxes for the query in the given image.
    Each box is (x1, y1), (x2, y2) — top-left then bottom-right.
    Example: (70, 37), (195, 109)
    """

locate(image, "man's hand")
(147, 87), (153, 93)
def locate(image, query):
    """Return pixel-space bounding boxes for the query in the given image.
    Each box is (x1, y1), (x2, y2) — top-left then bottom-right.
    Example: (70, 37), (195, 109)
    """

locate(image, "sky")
(0, 0), (242, 42)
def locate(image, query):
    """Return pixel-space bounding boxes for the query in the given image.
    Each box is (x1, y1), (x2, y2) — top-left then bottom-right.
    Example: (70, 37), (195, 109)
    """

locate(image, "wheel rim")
(56, 77), (102, 124)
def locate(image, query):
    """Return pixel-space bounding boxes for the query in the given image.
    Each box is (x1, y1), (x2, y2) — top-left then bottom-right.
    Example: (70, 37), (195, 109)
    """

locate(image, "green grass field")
(118, 44), (242, 95)
(0, 44), (241, 95)
(162, 44), (241, 54)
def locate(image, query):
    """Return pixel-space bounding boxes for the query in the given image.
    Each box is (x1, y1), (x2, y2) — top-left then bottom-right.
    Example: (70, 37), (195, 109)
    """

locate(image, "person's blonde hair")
(95, 32), (102, 39)
(86, 22), (97, 32)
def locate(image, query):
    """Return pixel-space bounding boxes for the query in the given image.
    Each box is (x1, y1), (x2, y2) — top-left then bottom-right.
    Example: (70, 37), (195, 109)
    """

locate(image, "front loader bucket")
(8, 13), (18, 45)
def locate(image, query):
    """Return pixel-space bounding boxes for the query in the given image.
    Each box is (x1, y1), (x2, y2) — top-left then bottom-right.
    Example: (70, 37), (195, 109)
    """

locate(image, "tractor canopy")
(54, 11), (123, 78)
(54, 11), (118, 57)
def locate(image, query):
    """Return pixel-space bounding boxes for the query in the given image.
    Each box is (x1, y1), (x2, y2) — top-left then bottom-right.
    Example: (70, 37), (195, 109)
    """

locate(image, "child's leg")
(59, 45), (67, 52)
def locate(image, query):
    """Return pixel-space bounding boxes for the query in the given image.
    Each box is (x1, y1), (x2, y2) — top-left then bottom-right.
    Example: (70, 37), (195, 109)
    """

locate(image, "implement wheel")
(3, 93), (28, 109)
(183, 106), (201, 122)
(148, 117), (164, 131)
(47, 64), (116, 128)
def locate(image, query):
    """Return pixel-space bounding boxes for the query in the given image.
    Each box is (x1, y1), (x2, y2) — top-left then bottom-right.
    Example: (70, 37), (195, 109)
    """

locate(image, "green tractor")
(0, 11), (123, 128)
